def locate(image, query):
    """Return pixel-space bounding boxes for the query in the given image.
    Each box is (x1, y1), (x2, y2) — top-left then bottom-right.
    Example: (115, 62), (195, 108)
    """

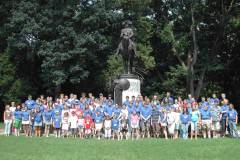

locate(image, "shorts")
(71, 128), (77, 135)
(168, 123), (175, 135)
(152, 123), (160, 133)
(85, 129), (91, 134)
(211, 121), (220, 131)
(140, 120), (150, 131)
(45, 121), (52, 125)
(202, 119), (211, 129)
(160, 123), (167, 127)
(14, 119), (21, 129)
(34, 121), (42, 127)
(131, 123), (139, 129)
(95, 123), (103, 131)
(191, 121), (198, 131)
(22, 120), (30, 125)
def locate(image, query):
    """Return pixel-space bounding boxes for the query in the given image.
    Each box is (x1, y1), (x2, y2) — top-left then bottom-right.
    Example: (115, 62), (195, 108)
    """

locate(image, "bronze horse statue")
(116, 21), (137, 74)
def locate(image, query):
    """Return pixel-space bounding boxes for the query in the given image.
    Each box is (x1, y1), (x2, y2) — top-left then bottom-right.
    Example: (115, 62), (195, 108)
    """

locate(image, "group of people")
(3, 92), (239, 140)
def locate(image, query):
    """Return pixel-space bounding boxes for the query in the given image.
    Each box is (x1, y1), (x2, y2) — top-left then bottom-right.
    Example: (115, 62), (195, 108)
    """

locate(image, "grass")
(0, 136), (240, 160)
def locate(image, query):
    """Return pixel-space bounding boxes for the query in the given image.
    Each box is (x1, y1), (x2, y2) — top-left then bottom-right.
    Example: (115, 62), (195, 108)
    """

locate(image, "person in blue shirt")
(112, 115), (120, 140)
(34, 107), (43, 137)
(140, 101), (152, 138)
(104, 101), (114, 117)
(14, 105), (22, 136)
(113, 104), (121, 119)
(227, 104), (239, 138)
(190, 107), (200, 139)
(123, 96), (130, 107)
(180, 108), (190, 139)
(220, 99), (229, 137)
(200, 106), (212, 138)
(162, 92), (174, 105)
(43, 107), (53, 137)
(53, 110), (62, 138)
(25, 95), (36, 110)
(95, 111), (104, 140)
(21, 106), (30, 137)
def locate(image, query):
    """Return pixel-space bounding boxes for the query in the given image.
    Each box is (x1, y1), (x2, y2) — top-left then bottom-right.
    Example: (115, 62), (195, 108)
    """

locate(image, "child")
(130, 111), (140, 140)
(34, 107), (43, 137)
(167, 108), (175, 139)
(211, 103), (221, 138)
(53, 111), (62, 138)
(200, 106), (212, 139)
(190, 107), (200, 139)
(69, 111), (78, 138)
(77, 110), (84, 139)
(104, 115), (112, 139)
(22, 106), (30, 137)
(84, 114), (93, 138)
(112, 115), (120, 140)
(173, 108), (181, 139)
(43, 107), (53, 137)
(62, 112), (70, 138)
(4, 105), (13, 136)
(95, 111), (104, 140)
(13, 105), (22, 136)
(120, 114), (128, 140)
(180, 109), (190, 139)
(159, 109), (168, 139)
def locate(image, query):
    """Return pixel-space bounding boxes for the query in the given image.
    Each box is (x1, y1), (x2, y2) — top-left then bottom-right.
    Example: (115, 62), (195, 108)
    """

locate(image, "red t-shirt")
(84, 116), (93, 129)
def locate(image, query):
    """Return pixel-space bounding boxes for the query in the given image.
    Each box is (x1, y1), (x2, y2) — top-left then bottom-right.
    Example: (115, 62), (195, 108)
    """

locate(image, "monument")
(114, 20), (141, 106)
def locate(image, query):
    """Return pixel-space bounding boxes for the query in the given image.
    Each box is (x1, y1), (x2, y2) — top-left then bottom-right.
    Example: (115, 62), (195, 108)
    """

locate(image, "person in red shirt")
(84, 114), (93, 138)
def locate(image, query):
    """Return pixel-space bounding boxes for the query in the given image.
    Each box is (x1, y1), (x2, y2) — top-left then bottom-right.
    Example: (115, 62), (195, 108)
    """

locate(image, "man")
(200, 106), (212, 139)
(220, 99), (229, 137)
(140, 101), (152, 138)
(25, 95), (36, 110)
(151, 104), (160, 138)
(227, 104), (239, 138)
(162, 92), (174, 105)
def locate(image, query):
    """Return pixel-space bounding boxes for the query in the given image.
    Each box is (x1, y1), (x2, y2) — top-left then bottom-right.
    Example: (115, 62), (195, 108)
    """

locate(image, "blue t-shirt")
(112, 119), (119, 130)
(221, 105), (229, 119)
(140, 105), (152, 119)
(201, 110), (211, 120)
(190, 111), (199, 122)
(25, 100), (36, 110)
(95, 115), (103, 123)
(34, 113), (42, 123)
(22, 111), (30, 121)
(104, 105), (113, 116)
(180, 114), (190, 124)
(53, 115), (61, 128)
(14, 110), (22, 120)
(43, 111), (52, 122)
(227, 110), (238, 122)
(113, 107), (121, 118)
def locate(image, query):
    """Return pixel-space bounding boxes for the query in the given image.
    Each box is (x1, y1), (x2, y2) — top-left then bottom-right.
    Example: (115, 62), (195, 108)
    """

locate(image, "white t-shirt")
(167, 112), (175, 124)
(69, 116), (78, 128)
(104, 120), (111, 129)
(174, 112), (181, 123)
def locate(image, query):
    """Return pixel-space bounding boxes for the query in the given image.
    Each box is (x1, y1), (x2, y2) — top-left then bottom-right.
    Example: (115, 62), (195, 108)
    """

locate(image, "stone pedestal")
(120, 74), (141, 103)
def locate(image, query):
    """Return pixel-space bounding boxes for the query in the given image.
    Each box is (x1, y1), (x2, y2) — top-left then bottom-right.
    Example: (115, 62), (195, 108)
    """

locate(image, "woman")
(4, 105), (13, 136)
(34, 107), (43, 137)
(180, 108), (190, 139)
(13, 105), (22, 136)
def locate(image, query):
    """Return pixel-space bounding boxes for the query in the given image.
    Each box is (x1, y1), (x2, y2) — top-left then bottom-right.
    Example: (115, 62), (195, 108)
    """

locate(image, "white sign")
(122, 78), (141, 102)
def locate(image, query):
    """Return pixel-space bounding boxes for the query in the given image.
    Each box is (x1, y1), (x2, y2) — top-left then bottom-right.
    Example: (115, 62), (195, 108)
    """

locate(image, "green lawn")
(0, 136), (239, 160)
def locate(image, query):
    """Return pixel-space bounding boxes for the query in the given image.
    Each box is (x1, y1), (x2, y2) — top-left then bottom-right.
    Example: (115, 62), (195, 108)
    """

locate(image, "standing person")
(25, 95), (36, 110)
(21, 105), (30, 137)
(112, 115), (120, 140)
(84, 114), (93, 138)
(13, 105), (22, 136)
(69, 111), (78, 138)
(34, 107), (43, 137)
(211, 103), (221, 138)
(77, 110), (84, 139)
(190, 106), (200, 140)
(140, 102), (152, 138)
(43, 107), (53, 137)
(120, 114), (128, 140)
(151, 105), (160, 138)
(95, 111), (104, 140)
(130, 111), (140, 140)
(200, 106), (212, 139)
(180, 109), (190, 140)
(4, 105), (13, 136)
(227, 104), (239, 138)
(220, 99), (229, 137)
(104, 115), (112, 139)
(53, 111), (62, 138)
(167, 108), (176, 139)
(62, 112), (70, 138)
(173, 108), (181, 139)
(159, 109), (168, 139)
